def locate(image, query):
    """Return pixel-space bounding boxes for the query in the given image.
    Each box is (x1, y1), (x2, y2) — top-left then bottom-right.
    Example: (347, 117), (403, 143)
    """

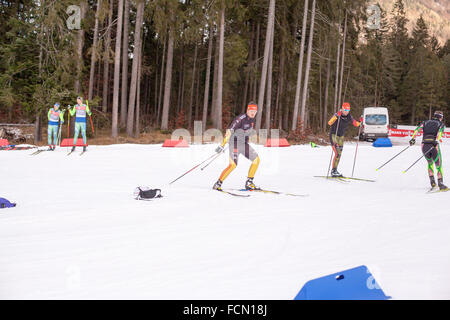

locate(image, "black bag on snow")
(134, 187), (162, 200)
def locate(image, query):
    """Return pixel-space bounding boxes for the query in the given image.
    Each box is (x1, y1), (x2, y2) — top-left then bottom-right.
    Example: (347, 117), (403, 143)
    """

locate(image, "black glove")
(215, 145), (225, 153)
(409, 138), (415, 146)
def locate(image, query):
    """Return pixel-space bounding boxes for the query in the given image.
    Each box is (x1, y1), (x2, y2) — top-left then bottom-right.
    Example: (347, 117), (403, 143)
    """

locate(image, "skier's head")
(247, 102), (258, 118)
(77, 96), (83, 105)
(341, 102), (351, 115)
(433, 110), (444, 122)
(54, 103), (60, 110)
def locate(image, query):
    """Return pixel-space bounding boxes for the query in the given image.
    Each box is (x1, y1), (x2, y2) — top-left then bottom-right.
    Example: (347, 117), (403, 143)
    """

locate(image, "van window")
(365, 114), (387, 125)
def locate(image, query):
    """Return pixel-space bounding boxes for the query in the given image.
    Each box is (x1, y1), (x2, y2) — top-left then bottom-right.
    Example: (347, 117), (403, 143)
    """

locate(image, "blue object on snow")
(294, 265), (391, 300)
(0, 198), (16, 209)
(373, 138), (392, 147)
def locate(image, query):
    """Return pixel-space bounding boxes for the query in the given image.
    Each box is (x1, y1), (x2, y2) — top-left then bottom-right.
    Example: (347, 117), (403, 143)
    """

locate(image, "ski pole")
(57, 122), (62, 146)
(169, 153), (219, 185)
(327, 114), (342, 178)
(201, 147), (227, 171)
(87, 100), (95, 134)
(403, 147), (435, 174)
(67, 106), (71, 138)
(351, 121), (363, 177)
(376, 145), (410, 171)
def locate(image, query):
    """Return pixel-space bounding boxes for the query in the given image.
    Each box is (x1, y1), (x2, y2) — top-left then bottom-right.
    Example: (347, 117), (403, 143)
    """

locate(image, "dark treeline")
(0, 0), (449, 140)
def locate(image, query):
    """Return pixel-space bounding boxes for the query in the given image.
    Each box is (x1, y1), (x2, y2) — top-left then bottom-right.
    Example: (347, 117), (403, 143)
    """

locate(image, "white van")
(360, 107), (389, 141)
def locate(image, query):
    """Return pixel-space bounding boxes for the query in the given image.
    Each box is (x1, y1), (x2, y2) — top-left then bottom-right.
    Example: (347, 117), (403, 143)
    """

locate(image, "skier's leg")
(219, 157), (237, 182)
(433, 144), (446, 189)
(423, 143), (437, 187)
(52, 125), (58, 148)
(47, 125), (53, 146)
(331, 134), (343, 170)
(245, 144), (260, 179)
(81, 123), (87, 145)
(73, 123), (80, 145)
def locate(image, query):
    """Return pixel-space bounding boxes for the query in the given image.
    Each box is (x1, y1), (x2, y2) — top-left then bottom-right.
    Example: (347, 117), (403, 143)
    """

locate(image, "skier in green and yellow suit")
(47, 102), (65, 150)
(68, 96), (91, 152)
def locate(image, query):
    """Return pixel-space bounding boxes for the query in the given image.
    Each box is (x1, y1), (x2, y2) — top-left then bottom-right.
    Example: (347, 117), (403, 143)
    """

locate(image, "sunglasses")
(343, 109), (350, 112)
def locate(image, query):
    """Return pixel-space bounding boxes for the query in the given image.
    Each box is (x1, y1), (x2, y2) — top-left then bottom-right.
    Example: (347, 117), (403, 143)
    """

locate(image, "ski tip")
(375, 169), (379, 171)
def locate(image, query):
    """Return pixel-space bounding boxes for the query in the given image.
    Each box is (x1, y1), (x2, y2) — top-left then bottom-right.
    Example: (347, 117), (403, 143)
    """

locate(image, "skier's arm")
(437, 125), (445, 142)
(86, 104), (92, 116)
(411, 122), (423, 140)
(47, 109), (52, 121)
(69, 106), (76, 116)
(221, 116), (243, 146)
(328, 112), (341, 126)
(351, 115), (361, 127)
(220, 130), (232, 147)
(59, 110), (65, 124)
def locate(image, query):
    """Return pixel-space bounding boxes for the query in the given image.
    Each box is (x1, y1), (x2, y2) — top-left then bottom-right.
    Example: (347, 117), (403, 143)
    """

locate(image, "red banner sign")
(389, 129), (450, 139)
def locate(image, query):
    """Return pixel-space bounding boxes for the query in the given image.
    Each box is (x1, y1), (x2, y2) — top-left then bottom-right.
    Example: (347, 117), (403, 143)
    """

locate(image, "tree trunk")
(102, 0), (113, 113)
(157, 34), (166, 124)
(126, 0), (145, 136)
(255, 0), (276, 130)
(88, 0), (101, 101)
(194, 65), (201, 120)
(161, 29), (175, 130)
(333, 42), (340, 113)
(120, 0), (130, 127)
(291, 0), (309, 130)
(323, 57), (331, 130)
(274, 37), (285, 129)
(242, 22), (254, 113)
(265, 22), (274, 130)
(154, 43), (159, 118)
(34, 114), (41, 145)
(215, 3), (225, 130)
(111, 0), (124, 138)
(319, 56), (323, 130)
(299, 0), (316, 133)
(135, 45), (142, 137)
(102, 0), (114, 113)
(211, 32), (219, 125)
(188, 43), (198, 129)
(95, 55), (102, 98)
(252, 21), (261, 102)
(74, 1), (87, 95)
(338, 11), (347, 110)
(177, 41), (185, 113)
(202, 27), (213, 129)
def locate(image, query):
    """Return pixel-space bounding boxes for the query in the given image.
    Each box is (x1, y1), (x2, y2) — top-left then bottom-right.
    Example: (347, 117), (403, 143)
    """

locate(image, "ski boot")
(331, 168), (343, 178)
(47, 146), (53, 151)
(438, 179), (448, 191)
(245, 177), (260, 190)
(83, 146), (87, 152)
(429, 176), (437, 189)
(212, 180), (223, 191)
(71, 146), (76, 153)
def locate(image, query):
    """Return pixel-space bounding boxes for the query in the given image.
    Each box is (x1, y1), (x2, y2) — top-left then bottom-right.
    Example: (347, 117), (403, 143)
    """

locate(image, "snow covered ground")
(1, 137), (449, 299)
